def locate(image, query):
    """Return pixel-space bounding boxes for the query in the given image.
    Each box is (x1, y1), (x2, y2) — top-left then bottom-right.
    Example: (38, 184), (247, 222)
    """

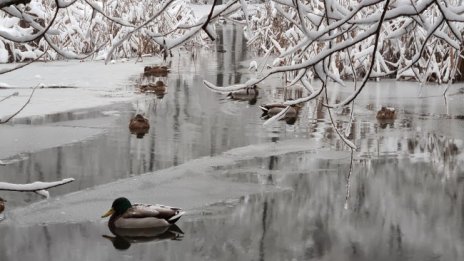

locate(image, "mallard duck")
(260, 101), (303, 125)
(227, 85), (259, 105)
(376, 106), (396, 120)
(101, 197), (185, 229)
(144, 66), (169, 76)
(260, 101), (303, 117)
(0, 197), (5, 215)
(129, 114), (149, 138)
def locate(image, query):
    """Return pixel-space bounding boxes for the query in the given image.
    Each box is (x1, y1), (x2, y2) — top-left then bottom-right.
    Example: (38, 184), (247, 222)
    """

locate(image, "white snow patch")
(0, 178), (74, 191)
(0, 58), (159, 119)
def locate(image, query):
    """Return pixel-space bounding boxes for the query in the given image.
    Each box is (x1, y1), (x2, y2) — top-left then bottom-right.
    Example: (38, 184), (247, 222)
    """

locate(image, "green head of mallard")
(101, 197), (132, 218)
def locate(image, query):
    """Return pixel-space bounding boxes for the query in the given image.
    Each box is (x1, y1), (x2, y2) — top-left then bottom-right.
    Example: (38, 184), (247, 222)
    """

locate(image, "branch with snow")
(1, 0), (242, 65)
(0, 0), (31, 9)
(0, 178), (74, 192)
(204, 0), (464, 100)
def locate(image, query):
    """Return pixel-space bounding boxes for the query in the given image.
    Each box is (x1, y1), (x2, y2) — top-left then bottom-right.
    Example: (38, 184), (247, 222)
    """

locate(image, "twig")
(0, 51), (47, 75)
(0, 92), (19, 103)
(344, 149), (354, 210)
(327, 0), (391, 108)
(324, 84), (357, 150)
(345, 45), (358, 137)
(0, 84), (38, 124)
(202, 0), (219, 41)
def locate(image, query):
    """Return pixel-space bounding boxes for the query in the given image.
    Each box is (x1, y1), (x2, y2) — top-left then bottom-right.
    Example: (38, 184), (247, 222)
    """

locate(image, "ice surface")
(0, 116), (116, 160)
(6, 139), (326, 226)
(0, 58), (159, 120)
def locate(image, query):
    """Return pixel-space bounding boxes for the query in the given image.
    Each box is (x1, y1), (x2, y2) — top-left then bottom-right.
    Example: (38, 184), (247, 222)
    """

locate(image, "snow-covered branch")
(0, 0), (31, 9)
(1, 0), (238, 63)
(206, 0), (464, 94)
(0, 178), (74, 192)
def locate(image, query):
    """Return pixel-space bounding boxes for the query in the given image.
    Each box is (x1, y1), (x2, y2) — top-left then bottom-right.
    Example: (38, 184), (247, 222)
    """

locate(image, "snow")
(0, 58), (159, 120)
(188, 4), (213, 18)
(0, 178), (74, 191)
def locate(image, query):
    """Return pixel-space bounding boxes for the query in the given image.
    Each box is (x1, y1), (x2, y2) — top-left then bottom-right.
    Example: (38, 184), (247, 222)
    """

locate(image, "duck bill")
(101, 208), (115, 218)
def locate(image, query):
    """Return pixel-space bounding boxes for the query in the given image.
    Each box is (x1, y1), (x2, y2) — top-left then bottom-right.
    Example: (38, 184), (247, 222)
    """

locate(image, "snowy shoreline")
(0, 58), (160, 121)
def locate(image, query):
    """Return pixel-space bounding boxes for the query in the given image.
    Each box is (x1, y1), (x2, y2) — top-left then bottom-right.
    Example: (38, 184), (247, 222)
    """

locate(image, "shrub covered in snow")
(1, 0), (464, 84)
(0, 0), (213, 63)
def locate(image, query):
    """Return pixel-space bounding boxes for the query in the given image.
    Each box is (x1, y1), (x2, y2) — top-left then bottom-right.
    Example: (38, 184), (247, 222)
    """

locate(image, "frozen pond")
(1, 24), (464, 261)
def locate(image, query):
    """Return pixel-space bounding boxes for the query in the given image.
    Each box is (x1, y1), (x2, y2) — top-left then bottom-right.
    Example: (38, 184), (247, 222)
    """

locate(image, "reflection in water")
(103, 225), (184, 250)
(137, 80), (168, 99)
(1, 145), (463, 260)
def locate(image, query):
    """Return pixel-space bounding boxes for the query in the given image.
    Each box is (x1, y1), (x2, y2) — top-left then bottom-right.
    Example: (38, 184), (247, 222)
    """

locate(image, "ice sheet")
(0, 58), (159, 120)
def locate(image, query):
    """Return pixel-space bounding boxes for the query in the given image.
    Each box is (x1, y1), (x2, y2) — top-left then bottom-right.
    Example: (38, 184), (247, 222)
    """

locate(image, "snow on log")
(0, 178), (75, 192)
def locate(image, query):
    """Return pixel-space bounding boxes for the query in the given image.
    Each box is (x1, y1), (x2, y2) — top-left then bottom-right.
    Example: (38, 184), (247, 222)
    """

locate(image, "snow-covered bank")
(0, 58), (159, 121)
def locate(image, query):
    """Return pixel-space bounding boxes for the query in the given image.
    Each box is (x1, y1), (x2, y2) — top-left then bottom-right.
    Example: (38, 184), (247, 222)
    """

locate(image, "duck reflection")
(102, 225), (184, 250)
(129, 114), (150, 139)
(227, 85), (259, 105)
(138, 81), (167, 99)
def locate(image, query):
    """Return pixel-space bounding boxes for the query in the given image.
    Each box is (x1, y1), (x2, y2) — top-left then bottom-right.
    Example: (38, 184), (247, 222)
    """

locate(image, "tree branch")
(0, 51), (47, 75)
(0, 0), (31, 9)
(0, 84), (38, 124)
(202, 0), (219, 41)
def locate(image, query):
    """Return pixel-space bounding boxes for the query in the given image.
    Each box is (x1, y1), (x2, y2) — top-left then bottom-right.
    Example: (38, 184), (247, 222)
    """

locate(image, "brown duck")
(260, 102), (303, 125)
(0, 197), (5, 216)
(144, 66), (170, 76)
(129, 114), (150, 138)
(376, 107), (396, 120)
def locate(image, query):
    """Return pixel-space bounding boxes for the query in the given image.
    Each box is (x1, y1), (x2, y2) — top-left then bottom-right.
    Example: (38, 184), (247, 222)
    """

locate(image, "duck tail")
(168, 211), (186, 224)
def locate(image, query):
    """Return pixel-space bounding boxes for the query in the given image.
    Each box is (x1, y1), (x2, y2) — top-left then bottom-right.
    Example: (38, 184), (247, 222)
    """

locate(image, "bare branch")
(0, 92), (18, 103)
(0, 84), (38, 124)
(202, 0), (219, 41)
(0, 51), (47, 75)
